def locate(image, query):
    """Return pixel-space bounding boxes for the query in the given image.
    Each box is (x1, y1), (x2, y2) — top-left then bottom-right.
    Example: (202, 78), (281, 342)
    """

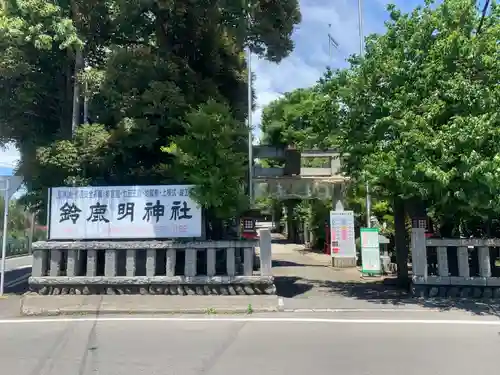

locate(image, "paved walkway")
(0, 296), (22, 318)
(269, 236), (500, 316)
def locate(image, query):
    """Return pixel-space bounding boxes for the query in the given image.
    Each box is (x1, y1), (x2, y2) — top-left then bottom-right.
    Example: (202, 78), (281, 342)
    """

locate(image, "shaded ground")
(270, 234), (500, 317)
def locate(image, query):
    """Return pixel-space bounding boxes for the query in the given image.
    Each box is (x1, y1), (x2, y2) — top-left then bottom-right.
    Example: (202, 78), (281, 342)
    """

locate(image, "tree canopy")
(339, 0), (500, 228)
(261, 0), (499, 229)
(260, 77), (342, 150)
(0, 0), (302, 235)
(259, 0), (499, 283)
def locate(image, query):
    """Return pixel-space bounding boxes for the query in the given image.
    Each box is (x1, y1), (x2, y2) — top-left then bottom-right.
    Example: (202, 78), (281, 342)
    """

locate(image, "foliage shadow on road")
(274, 276), (315, 298)
(272, 260), (327, 268)
(274, 276), (500, 317)
(4, 268), (31, 295)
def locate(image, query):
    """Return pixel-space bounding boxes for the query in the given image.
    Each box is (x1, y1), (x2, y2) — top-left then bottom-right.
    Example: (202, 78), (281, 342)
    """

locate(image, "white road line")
(5, 275), (30, 288)
(10, 265), (32, 270)
(5, 273), (30, 288)
(1, 317), (500, 325)
(284, 308), (446, 313)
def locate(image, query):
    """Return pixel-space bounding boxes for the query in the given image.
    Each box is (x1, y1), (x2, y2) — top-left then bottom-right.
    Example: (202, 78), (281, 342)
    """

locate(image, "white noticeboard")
(360, 228), (381, 275)
(329, 210), (356, 258)
(48, 185), (202, 240)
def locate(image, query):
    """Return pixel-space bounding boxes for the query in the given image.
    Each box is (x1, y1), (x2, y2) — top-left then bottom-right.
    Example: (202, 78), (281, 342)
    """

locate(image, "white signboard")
(329, 210), (356, 258)
(48, 185), (202, 240)
(360, 228), (381, 275)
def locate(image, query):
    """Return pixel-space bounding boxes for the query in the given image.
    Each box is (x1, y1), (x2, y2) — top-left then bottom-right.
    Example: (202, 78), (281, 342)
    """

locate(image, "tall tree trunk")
(393, 196), (409, 289)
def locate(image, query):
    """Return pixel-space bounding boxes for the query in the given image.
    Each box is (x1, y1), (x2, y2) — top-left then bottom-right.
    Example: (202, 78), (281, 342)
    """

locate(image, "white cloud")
(0, 143), (20, 169)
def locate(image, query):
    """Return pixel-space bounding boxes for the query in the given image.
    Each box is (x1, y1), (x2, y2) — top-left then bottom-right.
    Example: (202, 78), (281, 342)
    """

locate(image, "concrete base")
(411, 284), (500, 299)
(29, 283), (276, 296)
(20, 294), (280, 316)
(331, 257), (356, 268)
(28, 276), (276, 296)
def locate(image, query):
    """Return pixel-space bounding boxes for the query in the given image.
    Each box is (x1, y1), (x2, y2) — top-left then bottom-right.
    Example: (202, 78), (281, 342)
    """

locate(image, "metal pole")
(357, 0), (371, 228)
(0, 179), (10, 296)
(247, 4), (253, 204)
(28, 211), (35, 255)
(358, 0), (364, 58)
(71, 47), (82, 136)
(83, 80), (88, 124)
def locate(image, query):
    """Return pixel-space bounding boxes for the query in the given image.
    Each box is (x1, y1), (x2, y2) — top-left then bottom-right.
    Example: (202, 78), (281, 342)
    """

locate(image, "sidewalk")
(269, 237), (500, 316)
(0, 296), (23, 318)
(20, 295), (280, 316)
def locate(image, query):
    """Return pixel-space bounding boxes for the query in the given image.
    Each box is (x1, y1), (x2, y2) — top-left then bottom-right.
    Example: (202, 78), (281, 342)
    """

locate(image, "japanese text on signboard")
(48, 185), (202, 240)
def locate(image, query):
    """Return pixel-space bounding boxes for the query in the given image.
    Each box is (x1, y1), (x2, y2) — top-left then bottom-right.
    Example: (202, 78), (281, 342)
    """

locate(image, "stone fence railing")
(412, 235), (500, 298)
(29, 230), (274, 296)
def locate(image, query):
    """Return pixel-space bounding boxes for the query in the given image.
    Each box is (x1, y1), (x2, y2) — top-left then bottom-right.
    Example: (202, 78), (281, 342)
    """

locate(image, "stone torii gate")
(251, 146), (349, 262)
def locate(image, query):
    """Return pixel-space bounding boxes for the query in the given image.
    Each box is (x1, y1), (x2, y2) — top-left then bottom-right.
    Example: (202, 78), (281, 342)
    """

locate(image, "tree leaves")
(164, 100), (249, 219)
(259, 0), (499, 235)
(0, 0), (302, 221)
(340, 0), (500, 222)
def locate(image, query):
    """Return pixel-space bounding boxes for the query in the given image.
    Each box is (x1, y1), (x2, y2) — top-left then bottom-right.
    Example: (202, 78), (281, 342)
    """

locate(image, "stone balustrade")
(411, 235), (500, 298)
(29, 230), (274, 296)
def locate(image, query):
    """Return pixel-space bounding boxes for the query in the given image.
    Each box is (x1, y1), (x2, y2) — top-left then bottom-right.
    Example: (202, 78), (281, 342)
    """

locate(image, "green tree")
(259, 77), (346, 245)
(162, 100), (249, 237)
(337, 0), (499, 285)
(0, 0), (302, 231)
(0, 198), (29, 237)
(261, 79), (341, 149)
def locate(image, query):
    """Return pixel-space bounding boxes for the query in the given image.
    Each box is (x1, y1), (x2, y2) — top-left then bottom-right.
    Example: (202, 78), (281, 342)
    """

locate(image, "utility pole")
(83, 64), (89, 124)
(71, 46), (82, 136)
(247, 2), (254, 204)
(357, 0), (371, 228)
(327, 24), (341, 211)
(0, 179), (9, 296)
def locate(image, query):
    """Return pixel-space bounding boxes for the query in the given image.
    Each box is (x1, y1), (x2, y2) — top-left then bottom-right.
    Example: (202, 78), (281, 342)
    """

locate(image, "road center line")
(1, 316), (500, 325)
(5, 274), (30, 288)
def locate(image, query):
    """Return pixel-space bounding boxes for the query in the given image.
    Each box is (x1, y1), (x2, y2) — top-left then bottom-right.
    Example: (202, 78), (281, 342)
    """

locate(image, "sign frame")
(360, 227), (381, 276)
(329, 210), (356, 258)
(47, 184), (202, 240)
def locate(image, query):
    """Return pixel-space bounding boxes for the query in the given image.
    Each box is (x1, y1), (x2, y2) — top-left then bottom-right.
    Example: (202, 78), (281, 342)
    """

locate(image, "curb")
(281, 308), (441, 313)
(4, 253), (30, 260)
(20, 307), (280, 317)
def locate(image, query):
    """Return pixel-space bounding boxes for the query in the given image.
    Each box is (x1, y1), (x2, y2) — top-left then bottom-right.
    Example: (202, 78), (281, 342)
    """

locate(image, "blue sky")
(0, 0), (430, 171)
(0, 167), (13, 175)
(251, 0), (425, 140)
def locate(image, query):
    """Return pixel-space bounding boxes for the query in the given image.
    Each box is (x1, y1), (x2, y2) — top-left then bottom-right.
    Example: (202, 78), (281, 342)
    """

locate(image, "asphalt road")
(0, 313), (498, 375)
(2, 255), (32, 294)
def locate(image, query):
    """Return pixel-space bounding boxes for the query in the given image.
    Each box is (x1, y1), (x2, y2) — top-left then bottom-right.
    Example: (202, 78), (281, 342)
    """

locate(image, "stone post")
(32, 250), (47, 277)
(457, 246), (470, 278)
(49, 250), (61, 277)
(478, 246), (491, 278)
(259, 229), (272, 276)
(226, 247), (236, 276)
(411, 218), (427, 283)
